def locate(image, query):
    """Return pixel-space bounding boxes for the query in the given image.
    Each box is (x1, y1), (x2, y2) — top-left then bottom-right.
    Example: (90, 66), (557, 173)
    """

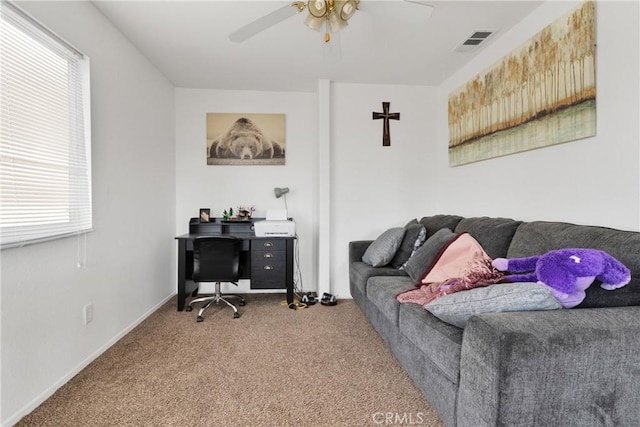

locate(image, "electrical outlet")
(84, 303), (93, 325)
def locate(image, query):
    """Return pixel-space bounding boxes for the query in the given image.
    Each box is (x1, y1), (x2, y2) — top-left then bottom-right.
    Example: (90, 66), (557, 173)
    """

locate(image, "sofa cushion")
(404, 228), (457, 283)
(367, 276), (416, 327)
(454, 216), (522, 259)
(508, 221), (640, 308)
(362, 227), (406, 267)
(425, 282), (562, 328)
(419, 215), (464, 239)
(349, 261), (408, 297)
(399, 303), (464, 384)
(391, 223), (427, 269)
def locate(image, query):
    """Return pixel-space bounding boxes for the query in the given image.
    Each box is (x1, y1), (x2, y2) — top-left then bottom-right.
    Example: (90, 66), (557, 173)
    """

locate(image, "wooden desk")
(174, 218), (295, 311)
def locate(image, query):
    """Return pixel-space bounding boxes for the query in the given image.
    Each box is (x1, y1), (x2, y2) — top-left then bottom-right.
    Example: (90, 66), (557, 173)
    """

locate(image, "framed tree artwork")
(448, 1), (596, 166)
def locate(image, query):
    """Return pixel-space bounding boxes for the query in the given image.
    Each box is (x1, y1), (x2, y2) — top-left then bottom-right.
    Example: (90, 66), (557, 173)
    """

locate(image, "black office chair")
(186, 236), (246, 321)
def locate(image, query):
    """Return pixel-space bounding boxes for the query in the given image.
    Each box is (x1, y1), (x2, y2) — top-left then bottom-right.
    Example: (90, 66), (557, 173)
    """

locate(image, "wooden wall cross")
(372, 102), (400, 146)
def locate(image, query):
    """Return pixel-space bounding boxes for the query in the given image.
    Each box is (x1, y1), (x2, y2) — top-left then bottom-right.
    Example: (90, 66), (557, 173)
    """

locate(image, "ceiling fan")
(229, 0), (434, 44)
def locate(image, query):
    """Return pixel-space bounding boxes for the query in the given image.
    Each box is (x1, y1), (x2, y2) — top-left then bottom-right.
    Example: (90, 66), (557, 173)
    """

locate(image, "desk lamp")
(274, 187), (289, 219)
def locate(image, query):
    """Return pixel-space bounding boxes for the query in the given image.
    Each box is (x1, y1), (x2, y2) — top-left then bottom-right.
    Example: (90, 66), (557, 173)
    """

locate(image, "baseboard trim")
(3, 293), (176, 427)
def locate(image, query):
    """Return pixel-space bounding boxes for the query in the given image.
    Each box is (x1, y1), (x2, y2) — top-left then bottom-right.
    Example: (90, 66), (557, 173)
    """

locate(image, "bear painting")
(206, 113), (286, 165)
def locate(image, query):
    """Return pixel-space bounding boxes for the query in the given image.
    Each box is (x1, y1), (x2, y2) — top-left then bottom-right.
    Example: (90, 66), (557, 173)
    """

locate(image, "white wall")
(174, 89), (317, 294)
(330, 83), (439, 297)
(1, 2), (176, 425)
(435, 1), (640, 231)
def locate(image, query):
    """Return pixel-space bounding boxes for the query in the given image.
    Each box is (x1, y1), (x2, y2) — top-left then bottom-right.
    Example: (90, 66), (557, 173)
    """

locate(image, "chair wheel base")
(233, 312), (240, 319)
(196, 316), (204, 322)
(239, 300), (246, 306)
(186, 306), (193, 312)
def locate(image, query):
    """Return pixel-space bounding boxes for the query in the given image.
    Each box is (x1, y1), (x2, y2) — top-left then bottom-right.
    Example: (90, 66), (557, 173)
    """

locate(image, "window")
(1, 1), (92, 249)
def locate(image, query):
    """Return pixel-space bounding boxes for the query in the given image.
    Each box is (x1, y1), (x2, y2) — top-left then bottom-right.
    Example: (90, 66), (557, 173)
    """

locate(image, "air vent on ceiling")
(454, 30), (496, 53)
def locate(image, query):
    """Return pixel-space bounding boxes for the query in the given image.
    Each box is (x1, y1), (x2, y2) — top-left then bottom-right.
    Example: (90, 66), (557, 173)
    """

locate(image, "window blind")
(1, 1), (92, 249)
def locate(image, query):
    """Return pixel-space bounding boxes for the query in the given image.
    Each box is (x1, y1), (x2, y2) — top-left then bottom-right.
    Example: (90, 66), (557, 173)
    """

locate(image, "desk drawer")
(252, 239), (287, 251)
(250, 250), (286, 289)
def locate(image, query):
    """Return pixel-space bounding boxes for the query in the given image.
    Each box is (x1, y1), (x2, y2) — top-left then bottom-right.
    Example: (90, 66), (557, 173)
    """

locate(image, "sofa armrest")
(349, 240), (373, 264)
(457, 307), (640, 427)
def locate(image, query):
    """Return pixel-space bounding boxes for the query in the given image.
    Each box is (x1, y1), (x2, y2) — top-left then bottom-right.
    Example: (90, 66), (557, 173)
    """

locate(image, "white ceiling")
(92, 0), (543, 92)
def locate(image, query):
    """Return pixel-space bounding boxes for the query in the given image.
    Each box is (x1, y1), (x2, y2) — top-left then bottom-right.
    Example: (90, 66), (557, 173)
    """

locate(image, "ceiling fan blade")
(403, 0), (435, 9)
(357, 0), (434, 25)
(229, 2), (306, 43)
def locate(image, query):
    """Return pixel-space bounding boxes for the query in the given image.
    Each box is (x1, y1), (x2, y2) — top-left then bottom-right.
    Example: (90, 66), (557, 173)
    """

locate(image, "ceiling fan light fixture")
(308, 0), (328, 18)
(329, 9), (348, 32)
(340, 0), (357, 20)
(304, 0), (358, 43)
(304, 14), (324, 31)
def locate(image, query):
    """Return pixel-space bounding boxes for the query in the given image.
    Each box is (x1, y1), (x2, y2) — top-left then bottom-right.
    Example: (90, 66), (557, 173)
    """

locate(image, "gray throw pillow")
(391, 223), (426, 269)
(425, 282), (562, 328)
(403, 228), (456, 282)
(405, 218), (419, 227)
(362, 227), (406, 267)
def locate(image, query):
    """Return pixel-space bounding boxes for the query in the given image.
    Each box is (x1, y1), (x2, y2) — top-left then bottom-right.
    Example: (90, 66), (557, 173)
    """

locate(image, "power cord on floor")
(286, 236), (336, 309)
(293, 238), (304, 295)
(281, 299), (307, 310)
(288, 234), (311, 310)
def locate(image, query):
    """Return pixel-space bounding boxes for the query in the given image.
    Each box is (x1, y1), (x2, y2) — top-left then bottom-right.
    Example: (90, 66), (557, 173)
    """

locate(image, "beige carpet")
(17, 294), (444, 427)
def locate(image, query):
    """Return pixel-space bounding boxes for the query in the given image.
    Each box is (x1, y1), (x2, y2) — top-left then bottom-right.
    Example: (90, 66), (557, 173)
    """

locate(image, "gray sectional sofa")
(349, 215), (640, 427)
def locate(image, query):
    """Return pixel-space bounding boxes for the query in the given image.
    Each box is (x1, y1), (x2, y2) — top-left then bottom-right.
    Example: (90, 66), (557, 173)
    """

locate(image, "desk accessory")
(254, 219), (296, 237)
(266, 209), (287, 220)
(274, 187), (289, 198)
(223, 207), (233, 220)
(199, 208), (211, 223)
(237, 205), (255, 219)
(274, 186), (289, 217)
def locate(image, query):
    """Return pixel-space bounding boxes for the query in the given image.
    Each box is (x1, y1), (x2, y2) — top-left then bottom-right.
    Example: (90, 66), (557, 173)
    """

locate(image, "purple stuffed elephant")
(492, 248), (631, 308)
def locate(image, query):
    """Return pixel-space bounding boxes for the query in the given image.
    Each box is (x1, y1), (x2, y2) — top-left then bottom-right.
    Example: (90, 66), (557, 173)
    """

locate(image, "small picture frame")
(199, 208), (211, 223)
